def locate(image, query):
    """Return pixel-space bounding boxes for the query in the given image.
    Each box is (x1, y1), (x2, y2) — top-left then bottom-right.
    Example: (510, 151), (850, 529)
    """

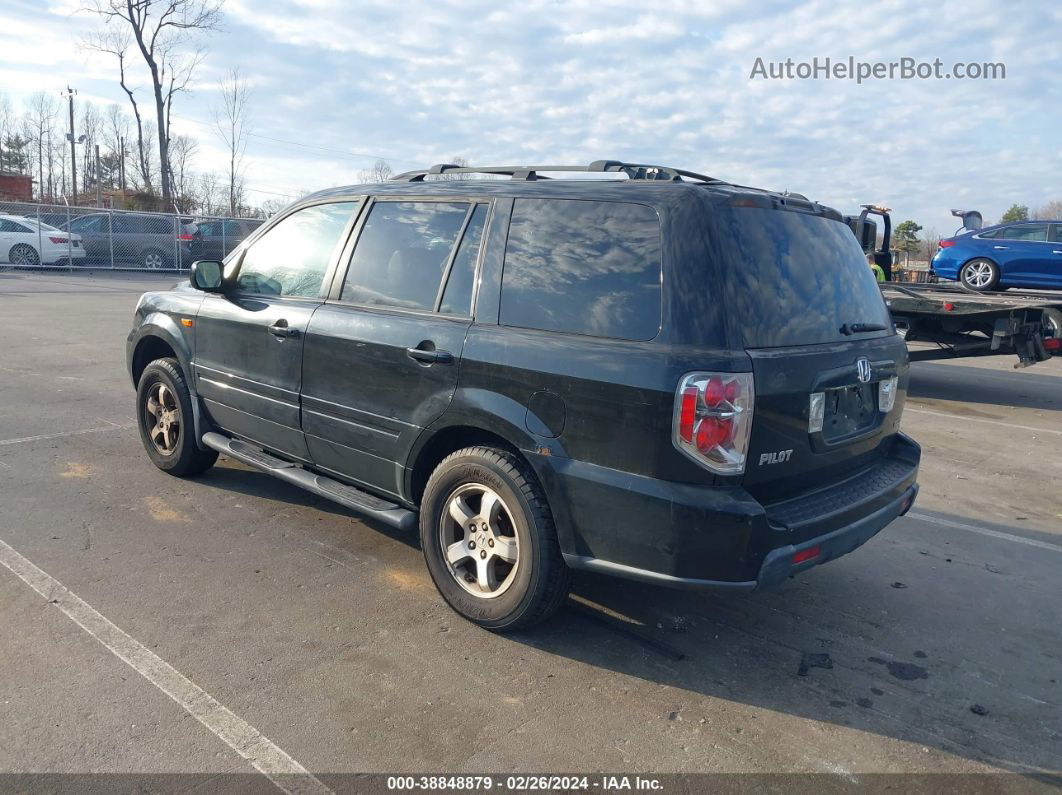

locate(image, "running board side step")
(201, 432), (417, 532)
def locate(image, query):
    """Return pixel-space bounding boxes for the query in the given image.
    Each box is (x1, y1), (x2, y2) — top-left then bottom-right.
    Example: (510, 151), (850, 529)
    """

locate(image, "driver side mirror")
(190, 260), (224, 292)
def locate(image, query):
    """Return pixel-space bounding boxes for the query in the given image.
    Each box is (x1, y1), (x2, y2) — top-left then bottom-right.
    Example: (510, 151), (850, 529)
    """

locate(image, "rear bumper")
(546, 433), (920, 590)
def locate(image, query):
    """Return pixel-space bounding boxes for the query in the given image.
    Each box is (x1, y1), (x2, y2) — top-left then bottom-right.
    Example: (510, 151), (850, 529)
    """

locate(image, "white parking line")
(0, 537), (333, 795)
(907, 512), (1062, 553)
(905, 407), (1062, 436)
(0, 423), (136, 447)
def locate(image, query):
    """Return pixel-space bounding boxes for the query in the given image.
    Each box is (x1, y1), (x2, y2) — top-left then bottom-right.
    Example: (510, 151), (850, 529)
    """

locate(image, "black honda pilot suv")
(127, 160), (920, 630)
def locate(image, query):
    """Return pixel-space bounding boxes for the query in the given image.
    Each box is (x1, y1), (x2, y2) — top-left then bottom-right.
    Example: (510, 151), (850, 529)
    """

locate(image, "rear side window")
(500, 199), (662, 340)
(439, 204), (487, 315)
(235, 202), (357, 297)
(341, 201), (469, 311)
(711, 207), (893, 348)
(1003, 224), (1048, 241)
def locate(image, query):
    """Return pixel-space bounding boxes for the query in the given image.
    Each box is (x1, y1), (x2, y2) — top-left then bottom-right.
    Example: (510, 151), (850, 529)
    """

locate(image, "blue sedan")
(932, 221), (1062, 291)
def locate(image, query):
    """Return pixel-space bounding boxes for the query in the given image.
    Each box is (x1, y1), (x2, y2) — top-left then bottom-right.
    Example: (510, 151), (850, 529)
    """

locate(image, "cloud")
(0, 0), (1059, 229)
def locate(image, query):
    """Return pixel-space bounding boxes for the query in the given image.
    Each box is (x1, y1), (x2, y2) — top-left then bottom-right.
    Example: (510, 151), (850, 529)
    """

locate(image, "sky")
(1, 0), (1060, 235)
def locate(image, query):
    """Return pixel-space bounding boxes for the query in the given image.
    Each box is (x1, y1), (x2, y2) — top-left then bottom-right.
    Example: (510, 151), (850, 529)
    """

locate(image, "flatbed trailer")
(882, 281), (1062, 367)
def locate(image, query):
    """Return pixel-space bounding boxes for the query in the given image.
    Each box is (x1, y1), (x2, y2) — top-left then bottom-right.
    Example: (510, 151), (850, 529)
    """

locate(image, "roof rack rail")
(391, 160), (722, 183)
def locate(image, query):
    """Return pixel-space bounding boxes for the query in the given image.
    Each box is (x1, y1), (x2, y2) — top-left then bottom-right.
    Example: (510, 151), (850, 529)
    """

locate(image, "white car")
(0, 214), (86, 266)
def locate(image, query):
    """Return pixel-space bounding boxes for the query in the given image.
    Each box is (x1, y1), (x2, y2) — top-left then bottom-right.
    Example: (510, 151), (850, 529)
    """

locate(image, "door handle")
(993, 245), (1009, 250)
(1053, 250), (1062, 255)
(267, 321), (298, 338)
(406, 346), (454, 364)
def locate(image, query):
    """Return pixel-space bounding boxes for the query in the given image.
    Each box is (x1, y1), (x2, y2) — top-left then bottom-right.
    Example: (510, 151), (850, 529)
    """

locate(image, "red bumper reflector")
(792, 545), (821, 565)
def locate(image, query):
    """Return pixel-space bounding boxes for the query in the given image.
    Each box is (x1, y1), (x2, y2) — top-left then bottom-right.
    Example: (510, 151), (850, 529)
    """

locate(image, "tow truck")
(846, 206), (1062, 368)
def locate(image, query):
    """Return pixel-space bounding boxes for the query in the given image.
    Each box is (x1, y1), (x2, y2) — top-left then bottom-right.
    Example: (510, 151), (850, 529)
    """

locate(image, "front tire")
(136, 358), (218, 476)
(960, 258), (1000, 291)
(420, 446), (570, 631)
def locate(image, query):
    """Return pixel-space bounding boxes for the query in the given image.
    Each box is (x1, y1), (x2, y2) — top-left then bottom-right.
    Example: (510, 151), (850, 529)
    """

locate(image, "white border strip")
(0, 538), (332, 795)
(0, 424), (136, 447)
(907, 512), (1062, 553)
(906, 407), (1062, 437)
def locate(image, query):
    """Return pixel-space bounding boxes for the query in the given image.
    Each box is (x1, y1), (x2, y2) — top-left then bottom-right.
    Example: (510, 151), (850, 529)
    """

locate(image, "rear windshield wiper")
(839, 322), (889, 335)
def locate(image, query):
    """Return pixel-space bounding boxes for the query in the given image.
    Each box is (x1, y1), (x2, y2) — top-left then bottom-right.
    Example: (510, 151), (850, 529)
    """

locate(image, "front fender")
(127, 300), (211, 450)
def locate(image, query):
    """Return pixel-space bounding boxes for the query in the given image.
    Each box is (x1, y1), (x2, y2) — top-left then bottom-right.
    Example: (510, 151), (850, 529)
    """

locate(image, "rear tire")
(1044, 308), (1062, 342)
(419, 446), (570, 631)
(10, 244), (40, 267)
(136, 357), (218, 476)
(141, 248), (168, 270)
(959, 258), (1000, 291)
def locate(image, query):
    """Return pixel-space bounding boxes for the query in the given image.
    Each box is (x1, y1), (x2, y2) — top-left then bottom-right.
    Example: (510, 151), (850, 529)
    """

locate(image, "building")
(0, 173), (33, 202)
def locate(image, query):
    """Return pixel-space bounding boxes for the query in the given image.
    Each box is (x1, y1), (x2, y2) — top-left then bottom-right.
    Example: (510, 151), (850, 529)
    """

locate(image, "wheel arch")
(406, 424), (523, 507)
(128, 317), (211, 450)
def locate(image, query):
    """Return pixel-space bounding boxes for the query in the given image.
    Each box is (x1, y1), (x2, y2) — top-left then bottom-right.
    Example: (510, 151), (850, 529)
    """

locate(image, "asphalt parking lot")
(1, 270), (1060, 787)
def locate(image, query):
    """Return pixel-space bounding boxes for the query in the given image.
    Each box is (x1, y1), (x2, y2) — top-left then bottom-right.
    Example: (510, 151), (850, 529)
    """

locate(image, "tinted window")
(978, 229), (1003, 239)
(197, 221), (220, 236)
(0, 219), (27, 232)
(1051, 225), (1062, 244)
(712, 207), (893, 348)
(342, 201), (469, 311)
(69, 215), (104, 233)
(440, 204), (487, 315)
(500, 199), (662, 340)
(1003, 224), (1048, 241)
(235, 202), (356, 297)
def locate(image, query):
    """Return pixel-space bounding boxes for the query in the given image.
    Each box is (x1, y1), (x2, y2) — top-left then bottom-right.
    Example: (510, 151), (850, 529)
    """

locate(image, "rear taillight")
(1045, 337), (1061, 354)
(673, 372), (754, 475)
(48, 236), (67, 244)
(939, 239), (956, 248)
(878, 376), (898, 413)
(176, 233), (195, 241)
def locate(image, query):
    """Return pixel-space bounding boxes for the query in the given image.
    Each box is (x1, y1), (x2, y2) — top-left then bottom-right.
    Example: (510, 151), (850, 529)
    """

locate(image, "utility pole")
(118, 135), (126, 193)
(63, 86), (77, 200)
(95, 144), (102, 207)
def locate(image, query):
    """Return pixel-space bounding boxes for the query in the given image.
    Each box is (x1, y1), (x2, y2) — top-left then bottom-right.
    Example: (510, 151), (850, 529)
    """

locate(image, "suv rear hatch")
(706, 200), (913, 523)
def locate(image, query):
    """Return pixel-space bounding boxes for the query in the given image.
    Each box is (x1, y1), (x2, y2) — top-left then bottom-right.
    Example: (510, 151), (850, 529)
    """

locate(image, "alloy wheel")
(11, 245), (40, 267)
(962, 261), (995, 289)
(143, 251), (165, 269)
(144, 381), (181, 455)
(438, 483), (520, 599)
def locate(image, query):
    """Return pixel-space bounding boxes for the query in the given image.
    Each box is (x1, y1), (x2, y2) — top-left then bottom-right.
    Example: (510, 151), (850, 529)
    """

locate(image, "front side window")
(1003, 224), (1049, 242)
(500, 198), (662, 340)
(341, 201), (470, 311)
(235, 202), (357, 297)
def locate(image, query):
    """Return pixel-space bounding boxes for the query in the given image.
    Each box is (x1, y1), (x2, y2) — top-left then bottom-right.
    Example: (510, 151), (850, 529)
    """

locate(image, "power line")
(169, 114), (420, 166)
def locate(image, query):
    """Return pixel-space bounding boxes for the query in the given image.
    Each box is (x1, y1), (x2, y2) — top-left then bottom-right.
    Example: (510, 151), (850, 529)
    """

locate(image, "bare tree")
(103, 103), (132, 191)
(1035, 199), (1062, 220)
(0, 92), (13, 172)
(83, 0), (221, 201)
(213, 69), (251, 216)
(357, 158), (393, 183)
(169, 133), (198, 212)
(23, 92), (60, 202)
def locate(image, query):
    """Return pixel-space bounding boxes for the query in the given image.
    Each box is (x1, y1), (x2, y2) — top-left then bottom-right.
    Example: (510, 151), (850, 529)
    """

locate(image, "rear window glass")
(711, 208), (893, 348)
(1003, 224), (1048, 241)
(500, 199), (661, 340)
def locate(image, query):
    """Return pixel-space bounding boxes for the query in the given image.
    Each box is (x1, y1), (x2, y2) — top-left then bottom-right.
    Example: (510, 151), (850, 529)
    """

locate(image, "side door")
(0, 219), (18, 261)
(1049, 225), (1062, 287)
(193, 200), (361, 460)
(301, 198), (490, 498)
(996, 223), (1051, 285)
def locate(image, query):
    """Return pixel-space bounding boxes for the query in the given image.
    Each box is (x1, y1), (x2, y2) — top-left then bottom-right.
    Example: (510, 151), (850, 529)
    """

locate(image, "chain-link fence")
(0, 201), (264, 272)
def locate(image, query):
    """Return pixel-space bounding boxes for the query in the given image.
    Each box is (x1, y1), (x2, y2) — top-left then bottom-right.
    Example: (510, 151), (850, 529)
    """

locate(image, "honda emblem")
(856, 357), (872, 383)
